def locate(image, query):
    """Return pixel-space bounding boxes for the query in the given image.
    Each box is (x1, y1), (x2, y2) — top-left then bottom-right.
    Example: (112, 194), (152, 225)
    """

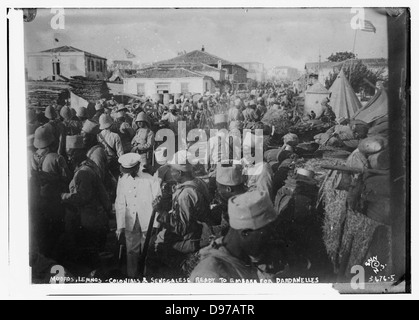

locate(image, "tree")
(324, 60), (388, 96)
(327, 51), (357, 62)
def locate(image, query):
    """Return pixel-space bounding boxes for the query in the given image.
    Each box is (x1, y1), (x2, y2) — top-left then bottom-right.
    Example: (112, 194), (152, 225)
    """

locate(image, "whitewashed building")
(123, 67), (216, 99)
(155, 47), (247, 83)
(26, 45), (107, 81)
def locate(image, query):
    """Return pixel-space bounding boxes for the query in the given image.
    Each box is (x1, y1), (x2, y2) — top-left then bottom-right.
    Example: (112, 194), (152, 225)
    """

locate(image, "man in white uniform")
(115, 153), (161, 278)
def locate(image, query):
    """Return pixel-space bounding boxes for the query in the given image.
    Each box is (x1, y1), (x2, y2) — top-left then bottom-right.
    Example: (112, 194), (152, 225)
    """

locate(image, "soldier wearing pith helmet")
(97, 113), (124, 178)
(30, 124), (71, 260)
(61, 135), (111, 267)
(131, 112), (155, 166)
(81, 119), (107, 182)
(44, 105), (66, 157)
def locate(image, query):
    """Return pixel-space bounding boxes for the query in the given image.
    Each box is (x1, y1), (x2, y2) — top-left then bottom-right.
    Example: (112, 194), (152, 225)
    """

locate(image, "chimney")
(201, 45), (205, 52)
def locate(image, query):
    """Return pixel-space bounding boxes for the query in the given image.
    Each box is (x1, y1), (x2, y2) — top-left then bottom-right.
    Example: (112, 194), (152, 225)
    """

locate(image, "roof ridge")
(191, 50), (233, 65)
(40, 45), (106, 60)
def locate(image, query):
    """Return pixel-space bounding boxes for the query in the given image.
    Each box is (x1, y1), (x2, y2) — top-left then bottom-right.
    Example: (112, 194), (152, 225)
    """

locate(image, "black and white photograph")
(4, 2), (412, 299)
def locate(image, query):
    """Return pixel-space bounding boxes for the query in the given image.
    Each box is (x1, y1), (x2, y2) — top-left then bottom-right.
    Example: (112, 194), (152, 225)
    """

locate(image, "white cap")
(118, 153), (142, 168)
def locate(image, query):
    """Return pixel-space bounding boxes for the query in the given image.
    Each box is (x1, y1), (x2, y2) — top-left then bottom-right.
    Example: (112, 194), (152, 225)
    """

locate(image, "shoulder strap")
(34, 152), (49, 172)
(87, 145), (102, 158)
(98, 132), (117, 156)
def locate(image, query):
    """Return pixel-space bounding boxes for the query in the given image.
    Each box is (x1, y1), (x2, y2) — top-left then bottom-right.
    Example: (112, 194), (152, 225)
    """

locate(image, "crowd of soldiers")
(27, 84), (337, 282)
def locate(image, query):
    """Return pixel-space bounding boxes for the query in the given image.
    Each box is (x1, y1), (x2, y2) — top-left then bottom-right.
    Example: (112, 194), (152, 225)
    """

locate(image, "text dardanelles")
(154, 121), (264, 171)
(193, 277), (320, 283)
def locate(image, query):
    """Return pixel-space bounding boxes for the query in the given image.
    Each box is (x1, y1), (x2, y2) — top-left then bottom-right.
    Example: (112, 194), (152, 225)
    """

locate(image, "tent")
(353, 89), (388, 124)
(329, 69), (362, 119)
(304, 82), (330, 116)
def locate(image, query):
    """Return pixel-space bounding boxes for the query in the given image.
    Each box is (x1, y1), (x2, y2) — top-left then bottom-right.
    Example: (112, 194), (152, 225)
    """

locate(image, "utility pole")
(318, 47), (322, 83)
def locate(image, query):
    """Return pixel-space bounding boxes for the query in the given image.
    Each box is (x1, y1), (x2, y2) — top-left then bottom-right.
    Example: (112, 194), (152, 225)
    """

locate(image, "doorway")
(53, 62), (61, 76)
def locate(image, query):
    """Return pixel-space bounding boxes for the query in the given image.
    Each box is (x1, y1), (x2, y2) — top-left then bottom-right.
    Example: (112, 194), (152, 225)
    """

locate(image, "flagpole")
(352, 28), (358, 55)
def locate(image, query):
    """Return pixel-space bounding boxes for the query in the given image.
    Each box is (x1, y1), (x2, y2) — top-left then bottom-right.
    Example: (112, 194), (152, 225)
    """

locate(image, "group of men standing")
(27, 85), (327, 282)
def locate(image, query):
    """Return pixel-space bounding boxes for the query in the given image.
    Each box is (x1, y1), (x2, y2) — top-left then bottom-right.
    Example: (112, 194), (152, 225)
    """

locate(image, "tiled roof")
(40, 45), (106, 60)
(156, 50), (247, 71)
(129, 67), (209, 79)
(157, 63), (223, 73)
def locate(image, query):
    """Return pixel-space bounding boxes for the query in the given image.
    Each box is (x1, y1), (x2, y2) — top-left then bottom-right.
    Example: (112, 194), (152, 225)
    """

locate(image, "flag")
(71, 92), (89, 115)
(124, 48), (136, 59)
(361, 20), (376, 33)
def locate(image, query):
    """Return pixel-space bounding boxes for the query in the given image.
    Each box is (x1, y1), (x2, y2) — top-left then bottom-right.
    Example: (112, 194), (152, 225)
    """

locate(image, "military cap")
(228, 190), (278, 230)
(118, 153), (142, 169)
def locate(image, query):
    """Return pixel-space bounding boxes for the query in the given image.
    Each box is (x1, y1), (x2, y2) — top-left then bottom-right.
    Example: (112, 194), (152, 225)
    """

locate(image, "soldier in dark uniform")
(44, 105), (66, 157)
(60, 135), (111, 268)
(208, 164), (247, 238)
(60, 106), (82, 136)
(30, 124), (71, 260)
(115, 108), (136, 154)
(147, 150), (211, 278)
(189, 190), (280, 282)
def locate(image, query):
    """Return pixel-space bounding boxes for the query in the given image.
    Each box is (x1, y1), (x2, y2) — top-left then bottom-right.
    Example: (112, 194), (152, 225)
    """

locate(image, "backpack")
(97, 132), (120, 173)
(31, 152), (62, 201)
(274, 176), (318, 221)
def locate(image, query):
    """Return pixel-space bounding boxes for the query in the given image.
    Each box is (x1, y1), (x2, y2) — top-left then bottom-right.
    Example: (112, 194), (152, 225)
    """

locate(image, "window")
(137, 83), (145, 95)
(87, 59), (90, 72)
(91, 60), (95, 72)
(36, 57), (43, 71)
(96, 60), (101, 72)
(181, 82), (189, 94)
(205, 82), (209, 92)
(70, 58), (77, 71)
(156, 83), (170, 94)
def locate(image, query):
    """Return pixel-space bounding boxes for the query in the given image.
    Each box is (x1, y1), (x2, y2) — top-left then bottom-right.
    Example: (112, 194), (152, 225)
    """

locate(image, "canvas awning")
(353, 89), (388, 124)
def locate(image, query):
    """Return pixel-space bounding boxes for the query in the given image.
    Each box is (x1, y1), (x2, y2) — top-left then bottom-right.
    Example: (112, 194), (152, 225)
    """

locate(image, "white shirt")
(115, 172), (161, 232)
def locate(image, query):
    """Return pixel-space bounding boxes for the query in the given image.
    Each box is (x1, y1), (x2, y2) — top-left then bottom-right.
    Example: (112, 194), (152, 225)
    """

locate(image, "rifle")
(320, 165), (388, 175)
(138, 208), (158, 279)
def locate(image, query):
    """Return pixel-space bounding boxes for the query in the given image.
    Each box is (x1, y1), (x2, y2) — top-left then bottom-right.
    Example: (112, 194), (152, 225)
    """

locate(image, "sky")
(24, 7), (389, 71)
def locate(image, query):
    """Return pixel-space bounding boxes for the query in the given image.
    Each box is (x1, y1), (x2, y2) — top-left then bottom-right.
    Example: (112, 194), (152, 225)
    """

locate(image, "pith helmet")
(82, 119), (100, 135)
(44, 106), (57, 120)
(60, 106), (72, 121)
(135, 112), (150, 126)
(33, 124), (55, 149)
(77, 107), (88, 118)
(99, 114), (113, 130)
